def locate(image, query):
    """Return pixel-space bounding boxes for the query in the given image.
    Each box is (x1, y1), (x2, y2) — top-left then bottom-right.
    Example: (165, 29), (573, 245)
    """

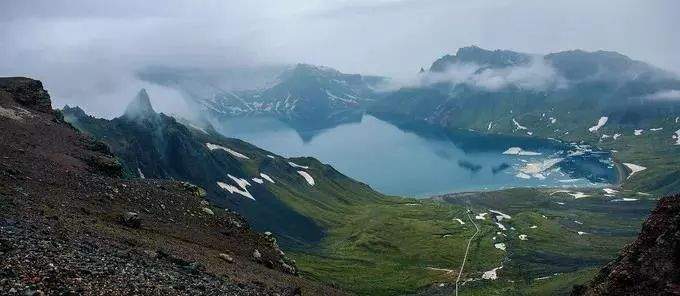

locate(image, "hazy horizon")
(1, 0), (679, 117)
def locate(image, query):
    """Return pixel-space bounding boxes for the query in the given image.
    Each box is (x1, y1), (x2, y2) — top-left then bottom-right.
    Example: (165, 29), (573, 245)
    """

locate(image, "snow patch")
(588, 116), (608, 132)
(673, 129), (680, 145)
(482, 266), (503, 280)
(454, 218), (466, 225)
(260, 173), (275, 183)
(137, 168), (145, 179)
(297, 170), (315, 185)
(512, 118), (528, 130)
(520, 158), (563, 175)
(490, 210), (512, 220)
(475, 213), (488, 220)
(217, 181), (254, 201)
(288, 161), (309, 169)
(602, 188), (619, 195)
(251, 178), (264, 184)
(623, 163), (646, 179)
(518, 234), (528, 241)
(503, 147), (542, 156)
(634, 129), (644, 136)
(494, 243), (506, 251)
(206, 143), (250, 159)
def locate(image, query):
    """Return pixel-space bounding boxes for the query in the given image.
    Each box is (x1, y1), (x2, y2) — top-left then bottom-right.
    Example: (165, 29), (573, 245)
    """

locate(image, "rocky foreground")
(573, 194), (680, 295)
(0, 77), (343, 295)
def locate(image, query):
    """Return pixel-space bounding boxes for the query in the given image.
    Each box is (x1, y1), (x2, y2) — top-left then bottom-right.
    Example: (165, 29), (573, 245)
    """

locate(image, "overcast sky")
(1, 0), (679, 117)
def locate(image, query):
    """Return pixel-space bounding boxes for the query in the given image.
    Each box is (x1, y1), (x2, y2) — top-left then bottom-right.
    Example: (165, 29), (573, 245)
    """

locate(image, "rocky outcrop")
(573, 194), (680, 295)
(0, 77), (52, 113)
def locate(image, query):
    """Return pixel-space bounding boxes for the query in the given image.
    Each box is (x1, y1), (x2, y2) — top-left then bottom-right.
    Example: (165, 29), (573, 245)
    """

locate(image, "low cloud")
(376, 57), (565, 92)
(644, 89), (680, 101)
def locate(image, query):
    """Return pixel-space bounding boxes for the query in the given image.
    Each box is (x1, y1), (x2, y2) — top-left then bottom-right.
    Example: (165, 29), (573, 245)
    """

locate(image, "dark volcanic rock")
(120, 211), (141, 228)
(0, 77), (52, 113)
(573, 194), (680, 296)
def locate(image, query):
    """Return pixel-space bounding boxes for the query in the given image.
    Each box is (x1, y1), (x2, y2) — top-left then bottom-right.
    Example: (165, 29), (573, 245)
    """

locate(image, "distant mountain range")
(139, 64), (384, 129)
(372, 46), (680, 129)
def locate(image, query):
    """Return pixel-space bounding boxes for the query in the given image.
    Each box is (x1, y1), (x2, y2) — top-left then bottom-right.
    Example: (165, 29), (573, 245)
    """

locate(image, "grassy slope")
(64, 108), (666, 295)
(203, 115), (663, 295)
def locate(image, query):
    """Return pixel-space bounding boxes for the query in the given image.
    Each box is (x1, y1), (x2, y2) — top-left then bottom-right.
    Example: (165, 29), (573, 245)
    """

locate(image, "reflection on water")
(212, 114), (618, 197)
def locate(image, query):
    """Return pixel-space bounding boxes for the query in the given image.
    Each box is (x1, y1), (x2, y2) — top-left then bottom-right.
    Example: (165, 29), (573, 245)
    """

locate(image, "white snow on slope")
(137, 168), (145, 179)
(512, 118), (527, 130)
(453, 218), (465, 225)
(623, 163), (646, 179)
(518, 234), (528, 240)
(673, 129), (680, 145)
(288, 161), (309, 169)
(482, 266), (503, 280)
(588, 116), (608, 132)
(612, 198), (639, 202)
(613, 133), (621, 140)
(490, 210), (512, 220)
(495, 222), (507, 231)
(503, 147), (542, 156)
(217, 181), (254, 200)
(634, 129), (644, 136)
(603, 188), (619, 195)
(206, 143), (250, 159)
(520, 158), (563, 174)
(252, 178), (264, 184)
(297, 170), (315, 185)
(475, 213), (488, 220)
(228, 174), (251, 189)
(494, 243), (506, 251)
(260, 173), (275, 183)
(650, 127), (663, 131)
(550, 190), (590, 199)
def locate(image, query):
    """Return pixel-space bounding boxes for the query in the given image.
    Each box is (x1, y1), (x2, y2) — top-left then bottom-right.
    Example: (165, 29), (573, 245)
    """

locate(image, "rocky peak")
(429, 46), (531, 72)
(123, 89), (157, 120)
(0, 77), (52, 113)
(62, 105), (88, 119)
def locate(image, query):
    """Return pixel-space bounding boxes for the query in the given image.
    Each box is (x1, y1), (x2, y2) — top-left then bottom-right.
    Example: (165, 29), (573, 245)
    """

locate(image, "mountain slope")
(0, 77), (341, 295)
(63, 90), (385, 248)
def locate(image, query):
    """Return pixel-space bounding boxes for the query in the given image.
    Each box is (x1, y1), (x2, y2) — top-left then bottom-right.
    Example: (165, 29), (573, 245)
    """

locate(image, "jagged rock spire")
(124, 89), (157, 120)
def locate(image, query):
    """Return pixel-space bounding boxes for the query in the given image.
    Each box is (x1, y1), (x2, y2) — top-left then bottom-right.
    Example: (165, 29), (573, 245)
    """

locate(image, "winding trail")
(455, 209), (480, 296)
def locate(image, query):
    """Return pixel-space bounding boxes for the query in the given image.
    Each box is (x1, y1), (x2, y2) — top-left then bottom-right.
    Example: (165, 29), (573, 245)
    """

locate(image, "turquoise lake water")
(214, 114), (617, 197)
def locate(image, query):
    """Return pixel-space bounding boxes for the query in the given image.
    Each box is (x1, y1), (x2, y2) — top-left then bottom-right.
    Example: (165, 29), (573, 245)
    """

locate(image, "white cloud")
(376, 57), (565, 92)
(644, 89), (680, 101)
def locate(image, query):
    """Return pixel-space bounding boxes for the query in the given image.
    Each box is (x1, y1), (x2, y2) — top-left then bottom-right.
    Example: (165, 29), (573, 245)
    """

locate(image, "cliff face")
(573, 194), (680, 296)
(0, 77), (343, 295)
